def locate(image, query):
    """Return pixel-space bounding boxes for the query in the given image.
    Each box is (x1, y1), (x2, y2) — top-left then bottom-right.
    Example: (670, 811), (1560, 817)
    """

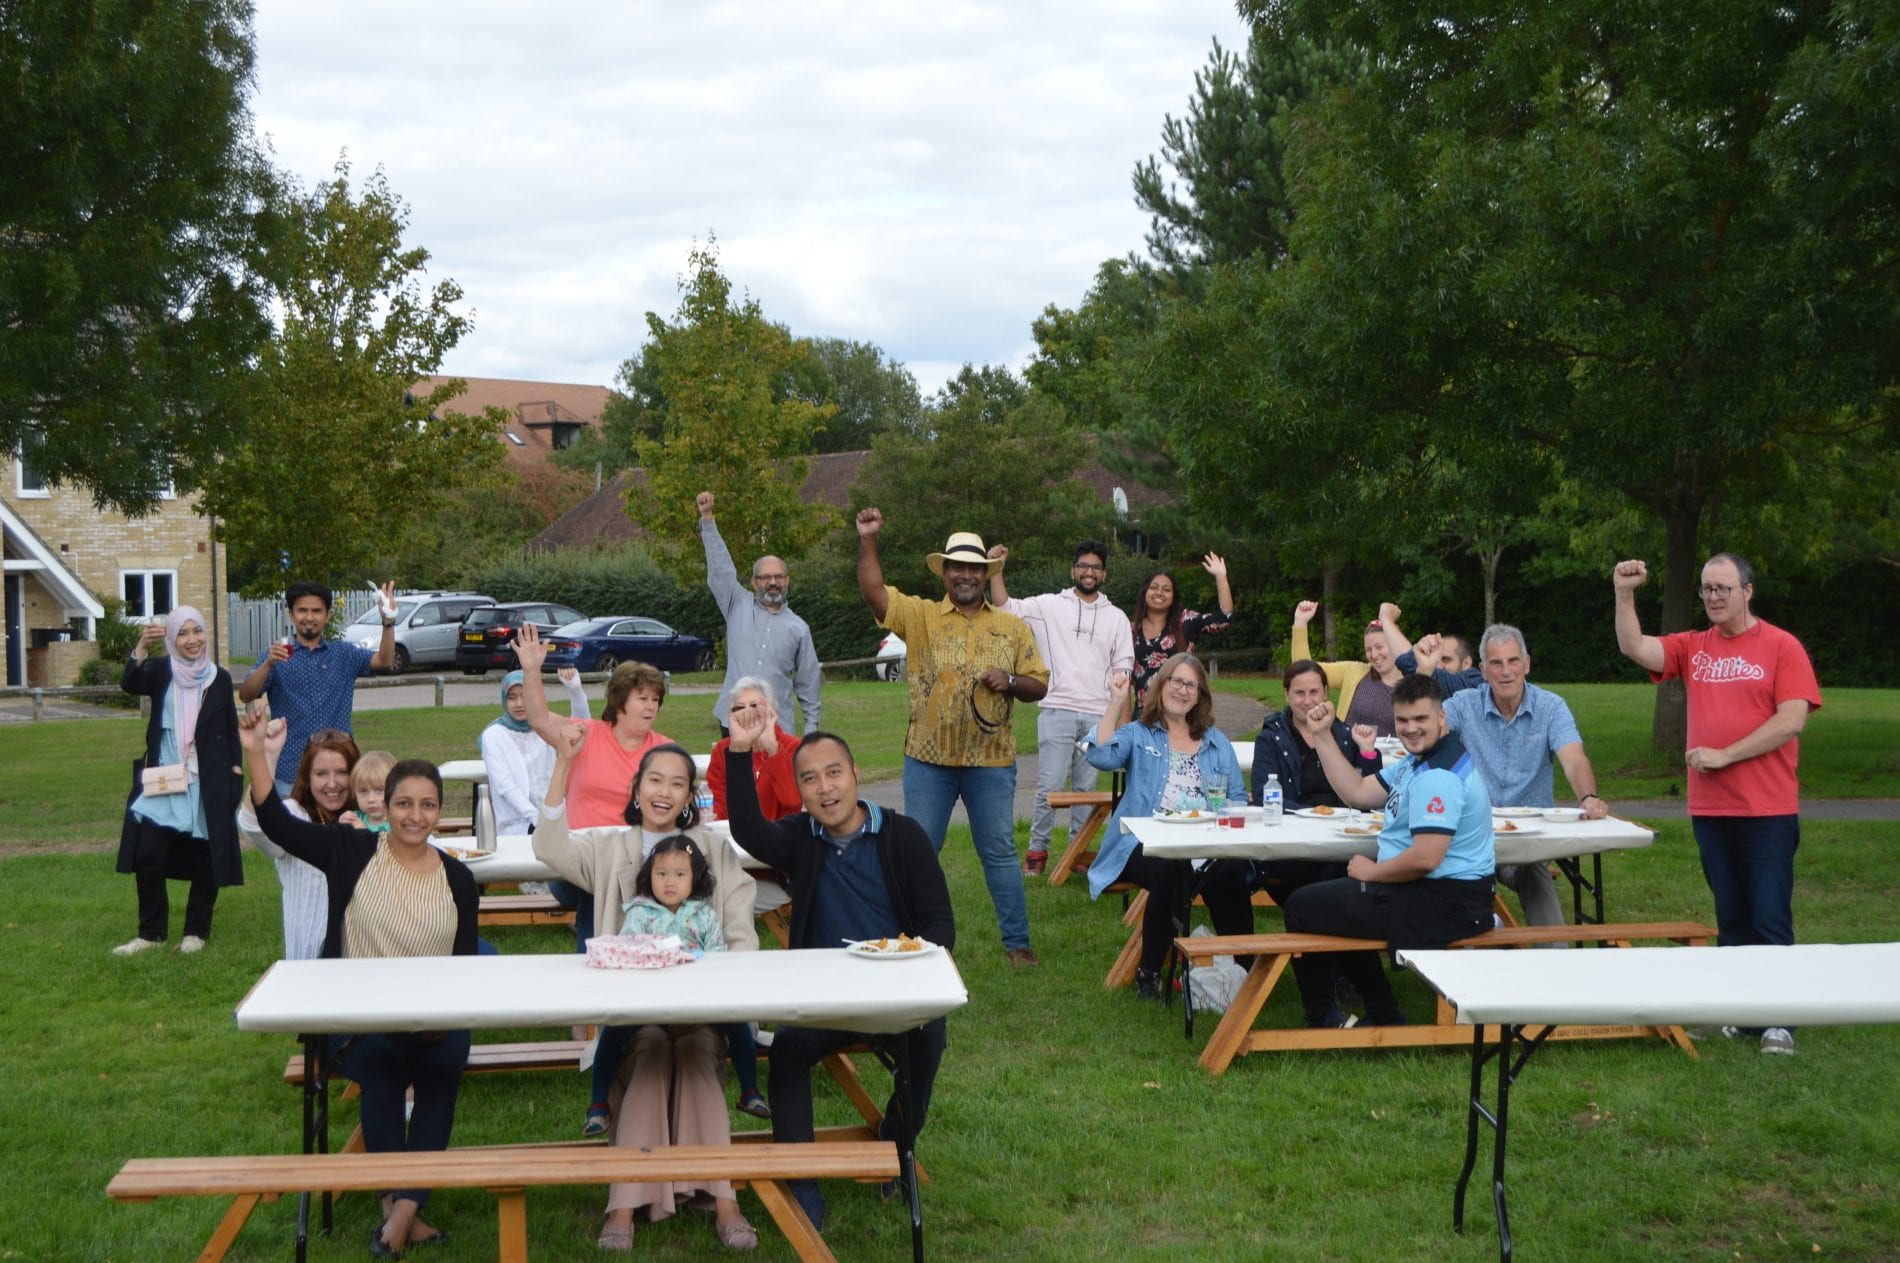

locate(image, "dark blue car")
(544, 616), (717, 674)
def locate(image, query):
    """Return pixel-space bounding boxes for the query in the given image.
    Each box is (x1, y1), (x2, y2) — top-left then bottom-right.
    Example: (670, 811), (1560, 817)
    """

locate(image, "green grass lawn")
(1, 819), (1897, 1260)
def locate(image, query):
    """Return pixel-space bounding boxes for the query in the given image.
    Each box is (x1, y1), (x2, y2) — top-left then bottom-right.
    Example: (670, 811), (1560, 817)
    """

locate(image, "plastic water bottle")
(1263, 774), (1283, 825)
(695, 786), (715, 821)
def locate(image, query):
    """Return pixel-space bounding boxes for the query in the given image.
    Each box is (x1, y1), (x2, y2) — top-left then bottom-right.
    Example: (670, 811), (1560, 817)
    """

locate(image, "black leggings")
(1116, 847), (1184, 974)
(127, 818), (218, 942)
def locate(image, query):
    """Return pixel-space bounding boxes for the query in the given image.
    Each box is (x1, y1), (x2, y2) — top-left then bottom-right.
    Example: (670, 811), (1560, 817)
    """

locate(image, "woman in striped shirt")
(240, 705), (478, 1258)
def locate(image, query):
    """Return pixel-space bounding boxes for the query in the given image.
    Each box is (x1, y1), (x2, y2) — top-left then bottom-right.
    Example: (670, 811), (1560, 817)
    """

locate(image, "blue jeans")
(1692, 814), (1799, 947)
(331, 1029), (471, 1209)
(902, 757), (1030, 951)
(548, 879), (595, 952)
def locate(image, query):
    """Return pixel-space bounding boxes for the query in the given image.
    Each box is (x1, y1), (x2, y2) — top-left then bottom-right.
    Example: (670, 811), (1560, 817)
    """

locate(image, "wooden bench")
(108, 1141), (900, 1263)
(1173, 921), (1716, 1073)
(1102, 888), (1277, 990)
(1044, 791), (1114, 886)
(284, 1038), (916, 1174)
(478, 893), (575, 927)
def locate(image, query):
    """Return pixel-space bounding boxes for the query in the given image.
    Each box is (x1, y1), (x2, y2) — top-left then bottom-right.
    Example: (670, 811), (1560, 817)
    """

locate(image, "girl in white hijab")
(113, 606), (245, 955)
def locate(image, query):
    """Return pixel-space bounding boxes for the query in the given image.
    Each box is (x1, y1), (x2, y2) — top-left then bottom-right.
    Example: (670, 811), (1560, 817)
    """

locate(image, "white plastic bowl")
(1543, 807), (1584, 823)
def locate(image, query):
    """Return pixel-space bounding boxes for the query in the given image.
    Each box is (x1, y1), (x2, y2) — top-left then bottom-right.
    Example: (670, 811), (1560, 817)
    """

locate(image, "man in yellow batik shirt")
(855, 506), (1048, 966)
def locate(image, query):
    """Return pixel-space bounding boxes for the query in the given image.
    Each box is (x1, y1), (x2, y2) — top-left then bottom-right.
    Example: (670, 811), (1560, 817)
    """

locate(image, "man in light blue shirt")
(1281, 675), (1497, 1027)
(1429, 624), (1610, 927)
(697, 491), (822, 737)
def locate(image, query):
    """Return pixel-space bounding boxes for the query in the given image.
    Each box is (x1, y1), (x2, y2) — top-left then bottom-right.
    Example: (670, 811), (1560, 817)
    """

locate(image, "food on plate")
(439, 845), (483, 860)
(1342, 825), (1378, 836)
(1310, 805), (1336, 816)
(1498, 820), (1520, 832)
(854, 933), (928, 955)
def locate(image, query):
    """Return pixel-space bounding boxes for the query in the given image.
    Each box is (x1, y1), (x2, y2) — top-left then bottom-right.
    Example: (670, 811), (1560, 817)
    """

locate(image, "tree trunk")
(1480, 546), (1502, 629)
(1649, 485), (1703, 757)
(1321, 564), (1339, 657)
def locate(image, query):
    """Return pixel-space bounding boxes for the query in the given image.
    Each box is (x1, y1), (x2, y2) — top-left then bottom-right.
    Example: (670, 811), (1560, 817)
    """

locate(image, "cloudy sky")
(249, 2), (1248, 397)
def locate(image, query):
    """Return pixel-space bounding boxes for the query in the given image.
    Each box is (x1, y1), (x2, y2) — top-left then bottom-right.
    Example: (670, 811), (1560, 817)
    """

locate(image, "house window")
(550, 423), (580, 449)
(15, 431), (49, 497)
(121, 570), (177, 620)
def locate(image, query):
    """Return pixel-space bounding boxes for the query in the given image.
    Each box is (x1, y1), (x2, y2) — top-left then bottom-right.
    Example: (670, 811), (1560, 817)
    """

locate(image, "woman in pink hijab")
(113, 606), (245, 955)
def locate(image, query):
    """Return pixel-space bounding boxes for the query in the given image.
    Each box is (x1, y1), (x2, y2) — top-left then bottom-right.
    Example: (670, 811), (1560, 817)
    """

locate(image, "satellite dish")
(1112, 487), (1129, 517)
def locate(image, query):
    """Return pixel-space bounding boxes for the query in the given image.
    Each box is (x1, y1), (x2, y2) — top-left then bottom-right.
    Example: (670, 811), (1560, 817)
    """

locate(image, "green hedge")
(473, 540), (1897, 686)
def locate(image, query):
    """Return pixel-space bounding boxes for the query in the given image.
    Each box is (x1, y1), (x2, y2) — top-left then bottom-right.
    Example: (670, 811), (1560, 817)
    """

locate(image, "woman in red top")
(706, 678), (801, 820)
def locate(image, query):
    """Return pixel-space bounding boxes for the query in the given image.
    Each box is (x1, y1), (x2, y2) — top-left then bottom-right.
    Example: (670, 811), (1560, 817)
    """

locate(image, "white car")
(875, 632), (906, 681)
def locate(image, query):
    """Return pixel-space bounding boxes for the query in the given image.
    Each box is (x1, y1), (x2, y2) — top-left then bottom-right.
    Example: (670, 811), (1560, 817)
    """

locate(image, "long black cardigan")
(115, 655), (245, 888)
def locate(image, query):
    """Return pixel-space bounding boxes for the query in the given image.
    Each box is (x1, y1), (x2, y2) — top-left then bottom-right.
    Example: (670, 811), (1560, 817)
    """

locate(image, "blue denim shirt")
(1082, 721), (1247, 899)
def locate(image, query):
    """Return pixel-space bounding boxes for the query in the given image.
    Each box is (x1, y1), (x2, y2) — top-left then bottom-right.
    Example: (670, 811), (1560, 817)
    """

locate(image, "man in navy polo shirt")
(239, 580), (396, 791)
(723, 710), (955, 1232)
(1282, 674), (1497, 1028)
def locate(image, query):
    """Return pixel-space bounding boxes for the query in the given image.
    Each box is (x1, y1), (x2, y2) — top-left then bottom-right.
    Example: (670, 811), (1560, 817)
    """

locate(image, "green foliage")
(786, 337), (925, 452)
(199, 160), (505, 596)
(852, 364), (1116, 592)
(91, 599), (142, 663)
(1132, 32), (1369, 273)
(0, 0), (277, 513)
(621, 243), (839, 580)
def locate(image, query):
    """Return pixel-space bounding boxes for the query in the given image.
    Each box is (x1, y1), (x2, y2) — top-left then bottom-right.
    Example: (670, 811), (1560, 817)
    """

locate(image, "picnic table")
(1396, 942), (1900, 1263)
(1129, 810), (1655, 925)
(235, 948), (969, 1262)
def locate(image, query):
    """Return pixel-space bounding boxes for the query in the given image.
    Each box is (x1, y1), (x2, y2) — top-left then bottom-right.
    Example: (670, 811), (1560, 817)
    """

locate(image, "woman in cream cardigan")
(532, 723), (759, 1251)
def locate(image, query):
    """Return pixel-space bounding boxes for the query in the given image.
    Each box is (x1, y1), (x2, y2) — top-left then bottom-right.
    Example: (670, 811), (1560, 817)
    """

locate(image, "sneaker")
(1022, 850), (1047, 876)
(1760, 1027), (1796, 1056)
(1308, 1007), (1359, 1030)
(1005, 946), (1040, 968)
(111, 937), (162, 956)
(582, 1103), (611, 1138)
(1134, 969), (1164, 1001)
(177, 935), (207, 954)
(737, 1089), (772, 1119)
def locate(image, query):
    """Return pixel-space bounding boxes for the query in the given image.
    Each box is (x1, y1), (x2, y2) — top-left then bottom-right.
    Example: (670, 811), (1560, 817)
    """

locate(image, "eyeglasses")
(1698, 584), (1741, 599)
(1072, 562), (1105, 573)
(1164, 676), (1200, 693)
(752, 573), (787, 583)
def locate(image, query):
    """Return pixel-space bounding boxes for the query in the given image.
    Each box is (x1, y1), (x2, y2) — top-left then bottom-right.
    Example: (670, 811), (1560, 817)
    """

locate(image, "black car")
(543, 616), (717, 674)
(454, 601), (586, 673)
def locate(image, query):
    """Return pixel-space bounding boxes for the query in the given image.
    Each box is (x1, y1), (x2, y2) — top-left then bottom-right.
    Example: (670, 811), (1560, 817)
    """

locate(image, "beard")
(757, 588), (787, 610)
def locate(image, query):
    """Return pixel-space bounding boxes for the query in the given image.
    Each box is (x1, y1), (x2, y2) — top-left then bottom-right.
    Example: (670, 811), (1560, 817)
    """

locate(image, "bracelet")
(1580, 793), (1600, 805)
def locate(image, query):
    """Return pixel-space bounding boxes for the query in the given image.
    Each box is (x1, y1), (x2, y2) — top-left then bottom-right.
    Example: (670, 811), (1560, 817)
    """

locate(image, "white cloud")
(250, 0), (1246, 395)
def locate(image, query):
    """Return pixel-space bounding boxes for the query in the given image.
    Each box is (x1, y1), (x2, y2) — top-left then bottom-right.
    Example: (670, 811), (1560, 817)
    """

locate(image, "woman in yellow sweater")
(1287, 600), (1406, 737)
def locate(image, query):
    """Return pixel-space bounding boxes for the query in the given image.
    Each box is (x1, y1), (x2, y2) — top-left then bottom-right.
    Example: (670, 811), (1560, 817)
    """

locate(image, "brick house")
(2, 442), (227, 686)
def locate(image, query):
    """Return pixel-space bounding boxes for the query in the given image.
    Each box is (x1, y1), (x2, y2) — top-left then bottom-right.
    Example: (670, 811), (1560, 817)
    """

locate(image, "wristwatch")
(1004, 673), (1015, 693)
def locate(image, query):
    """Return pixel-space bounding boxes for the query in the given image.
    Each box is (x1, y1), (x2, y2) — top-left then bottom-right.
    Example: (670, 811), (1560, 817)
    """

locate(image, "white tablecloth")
(1395, 942), (1900, 1028)
(1126, 814), (1653, 867)
(235, 949), (968, 1036)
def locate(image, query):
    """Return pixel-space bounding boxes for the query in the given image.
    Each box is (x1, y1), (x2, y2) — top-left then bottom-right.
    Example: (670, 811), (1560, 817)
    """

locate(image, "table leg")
(1451, 1022), (1555, 1263)
(890, 1035), (925, 1263)
(1555, 853), (1608, 927)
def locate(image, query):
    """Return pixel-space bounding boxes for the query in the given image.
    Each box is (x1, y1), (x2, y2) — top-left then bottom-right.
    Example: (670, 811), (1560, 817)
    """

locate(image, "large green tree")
(200, 161), (503, 594)
(621, 244), (838, 580)
(1, 0), (278, 512)
(1224, 0), (1900, 746)
(851, 365), (1113, 592)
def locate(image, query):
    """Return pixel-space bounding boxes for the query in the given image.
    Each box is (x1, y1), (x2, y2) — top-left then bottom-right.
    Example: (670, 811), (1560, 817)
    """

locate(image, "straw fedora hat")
(926, 532), (1003, 577)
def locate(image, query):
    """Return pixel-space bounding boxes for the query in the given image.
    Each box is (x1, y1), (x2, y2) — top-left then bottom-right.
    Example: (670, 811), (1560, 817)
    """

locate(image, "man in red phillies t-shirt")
(1613, 552), (1822, 1055)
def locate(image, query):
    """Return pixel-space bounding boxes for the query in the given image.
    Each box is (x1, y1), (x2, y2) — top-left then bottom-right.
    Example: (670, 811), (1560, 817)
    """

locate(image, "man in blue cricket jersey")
(1282, 674), (1497, 1028)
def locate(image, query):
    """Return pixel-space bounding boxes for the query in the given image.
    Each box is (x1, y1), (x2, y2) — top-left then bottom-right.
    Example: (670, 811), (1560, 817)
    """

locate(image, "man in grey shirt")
(697, 491), (822, 737)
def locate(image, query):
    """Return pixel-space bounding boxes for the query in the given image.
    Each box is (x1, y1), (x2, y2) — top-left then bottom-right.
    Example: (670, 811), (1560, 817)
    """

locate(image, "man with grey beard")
(697, 491), (822, 738)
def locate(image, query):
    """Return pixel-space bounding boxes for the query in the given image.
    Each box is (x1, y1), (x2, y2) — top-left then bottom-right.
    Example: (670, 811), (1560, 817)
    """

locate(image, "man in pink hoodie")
(989, 539), (1136, 875)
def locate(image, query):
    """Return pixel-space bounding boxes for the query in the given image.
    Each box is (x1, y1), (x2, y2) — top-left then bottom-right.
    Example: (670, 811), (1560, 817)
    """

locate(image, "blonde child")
(341, 751), (397, 834)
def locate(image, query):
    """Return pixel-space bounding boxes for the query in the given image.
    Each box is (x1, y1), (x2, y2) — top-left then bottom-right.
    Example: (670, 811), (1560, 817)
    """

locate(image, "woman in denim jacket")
(1083, 652), (1247, 999)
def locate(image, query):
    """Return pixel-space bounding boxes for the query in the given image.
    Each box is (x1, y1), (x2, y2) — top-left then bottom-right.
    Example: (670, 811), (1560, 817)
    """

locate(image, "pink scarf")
(165, 606), (214, 774)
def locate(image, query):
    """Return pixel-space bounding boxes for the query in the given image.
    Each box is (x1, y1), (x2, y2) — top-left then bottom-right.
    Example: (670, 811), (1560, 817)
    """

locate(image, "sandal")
(717, 1219), (759, 1251)
(736, 1089), (772, 1119)
(582, 1103), (611, 1138)
(597, 1220), (634, 1252)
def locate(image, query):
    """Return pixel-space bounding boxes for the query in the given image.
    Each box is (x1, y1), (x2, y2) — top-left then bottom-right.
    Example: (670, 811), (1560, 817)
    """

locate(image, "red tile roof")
(414, 375), (613, 474)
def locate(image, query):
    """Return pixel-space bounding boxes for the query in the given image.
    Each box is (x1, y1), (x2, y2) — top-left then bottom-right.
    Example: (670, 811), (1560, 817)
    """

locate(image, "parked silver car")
(347, 591), (495, 672)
